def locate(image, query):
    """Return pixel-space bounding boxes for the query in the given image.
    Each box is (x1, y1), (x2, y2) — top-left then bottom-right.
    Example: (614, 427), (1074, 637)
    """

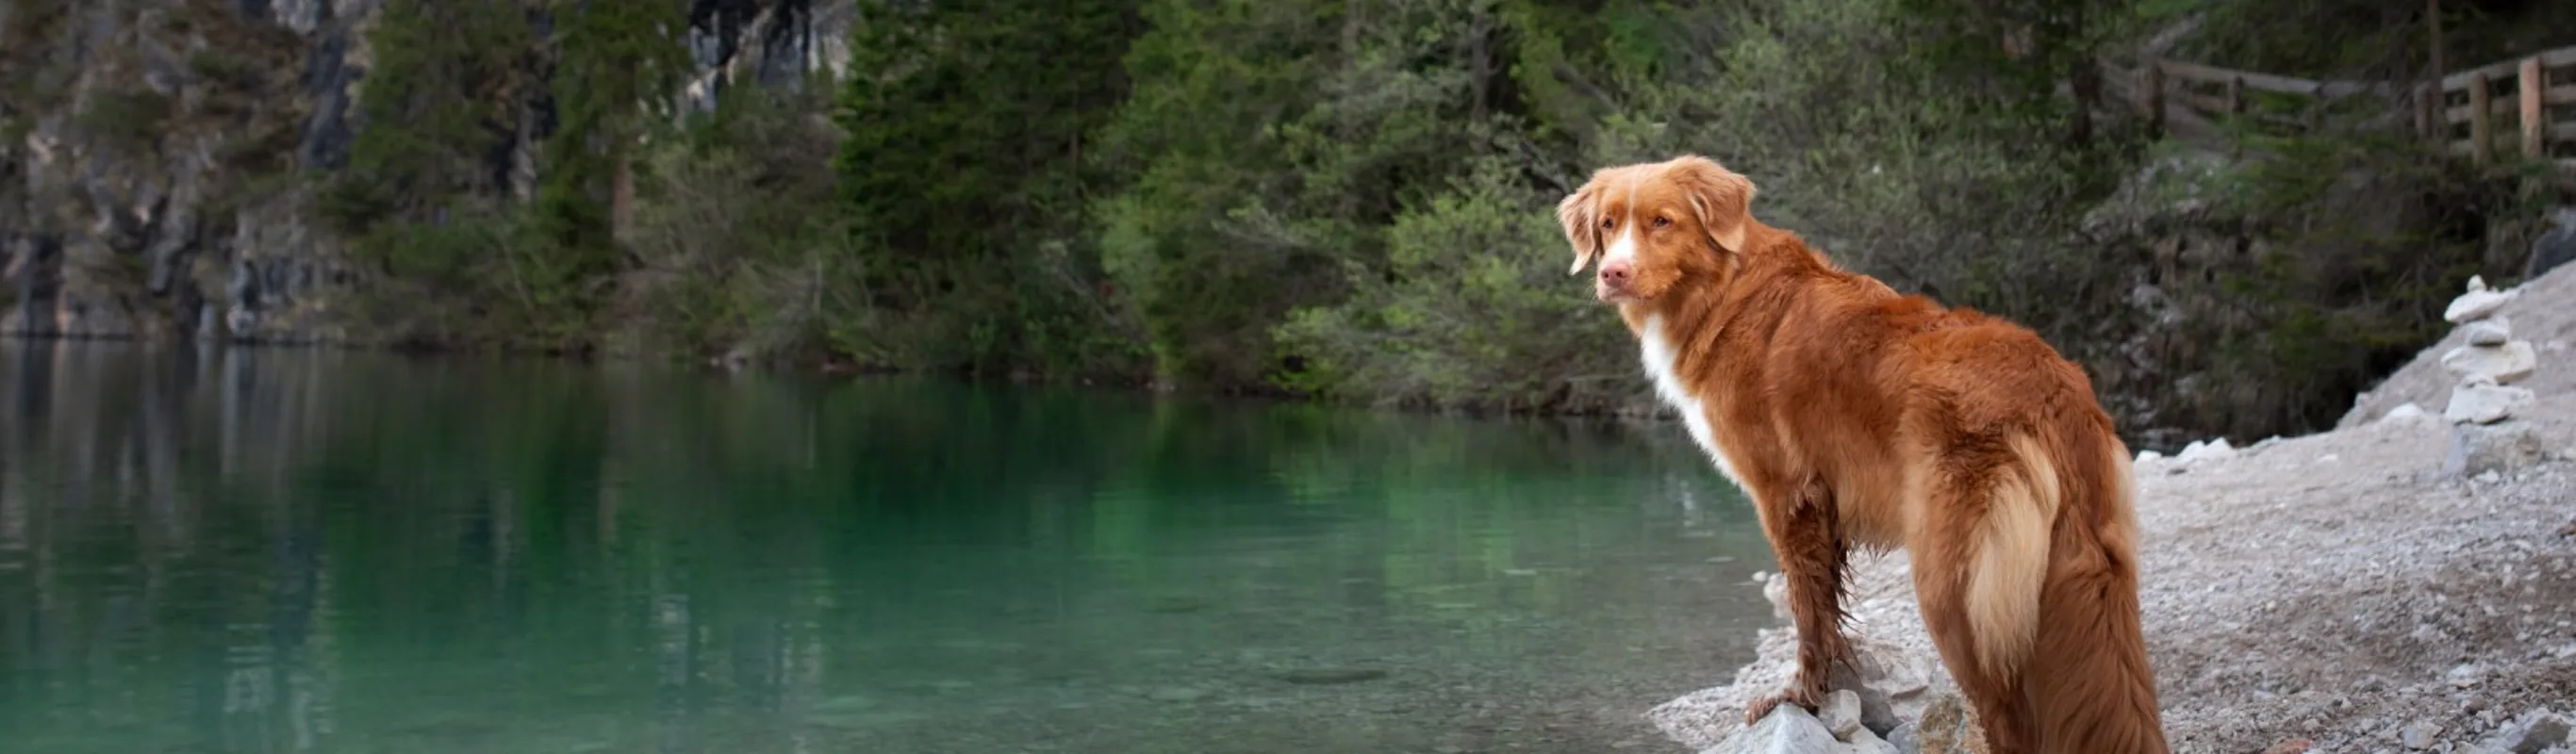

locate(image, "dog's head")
(1555, 155), (1758, 304)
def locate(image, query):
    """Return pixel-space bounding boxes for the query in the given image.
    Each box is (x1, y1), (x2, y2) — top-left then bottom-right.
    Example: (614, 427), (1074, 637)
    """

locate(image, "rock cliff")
(0, 0), (850, 344)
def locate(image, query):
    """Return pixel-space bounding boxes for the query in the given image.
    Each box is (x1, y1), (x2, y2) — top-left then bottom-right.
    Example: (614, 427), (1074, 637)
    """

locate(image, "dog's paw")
(1742, 685), (1822, 724)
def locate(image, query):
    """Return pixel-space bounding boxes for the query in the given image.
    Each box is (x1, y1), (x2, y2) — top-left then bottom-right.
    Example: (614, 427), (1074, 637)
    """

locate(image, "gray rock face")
(1, 0), (852, 345)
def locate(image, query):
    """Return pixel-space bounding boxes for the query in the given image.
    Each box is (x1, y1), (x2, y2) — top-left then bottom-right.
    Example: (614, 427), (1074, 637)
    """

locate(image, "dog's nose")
(1599, 260), (1632, 288)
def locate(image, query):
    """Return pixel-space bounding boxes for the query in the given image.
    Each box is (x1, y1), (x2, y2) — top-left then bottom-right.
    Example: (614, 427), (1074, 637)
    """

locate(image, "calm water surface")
(0, 342), (1777, 754)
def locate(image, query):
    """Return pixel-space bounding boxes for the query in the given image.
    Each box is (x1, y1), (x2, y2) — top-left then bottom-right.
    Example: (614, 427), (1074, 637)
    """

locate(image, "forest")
(13, 0), (2575, 446)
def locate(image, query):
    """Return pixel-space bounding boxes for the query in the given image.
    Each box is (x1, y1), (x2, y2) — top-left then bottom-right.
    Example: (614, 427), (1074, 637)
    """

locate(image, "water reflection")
(0, 340), (1774, 754)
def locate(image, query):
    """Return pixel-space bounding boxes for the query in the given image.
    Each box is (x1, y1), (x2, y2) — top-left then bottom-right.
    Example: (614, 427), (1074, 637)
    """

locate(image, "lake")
(0, 342), (1779, 754)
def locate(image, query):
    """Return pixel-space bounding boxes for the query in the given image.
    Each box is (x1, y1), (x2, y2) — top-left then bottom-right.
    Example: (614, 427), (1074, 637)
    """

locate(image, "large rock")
(1703, 706), (1843, 754)
(2441, 340), (2538, 385)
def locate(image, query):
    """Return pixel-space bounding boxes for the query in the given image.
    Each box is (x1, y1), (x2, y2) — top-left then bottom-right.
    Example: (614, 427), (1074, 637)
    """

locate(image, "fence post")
(2519, 57), (2546, 158)
(2144, 60), (2166, 137)
(2416, 82), (2437, 141)
(2225, 75), (2244, 117)
(2469, 72), (2492, 166)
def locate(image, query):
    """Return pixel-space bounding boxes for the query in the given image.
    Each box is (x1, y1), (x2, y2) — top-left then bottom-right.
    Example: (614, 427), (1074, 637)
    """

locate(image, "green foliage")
(231, 0), (2549, 443)
(75, 90), (173, 150)
(323, 0), (534, 236)
(530, 0), (691, 311)
(832, 0), (1146, 377)
(618, 84), (859, 362)
(1275, 156), (1636, 412)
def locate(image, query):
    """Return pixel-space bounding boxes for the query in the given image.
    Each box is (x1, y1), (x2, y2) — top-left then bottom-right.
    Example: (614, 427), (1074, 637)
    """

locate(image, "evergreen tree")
(533, 0), (691, 317)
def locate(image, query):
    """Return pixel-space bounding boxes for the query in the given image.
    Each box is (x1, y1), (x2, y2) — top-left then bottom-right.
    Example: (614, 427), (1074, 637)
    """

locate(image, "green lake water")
(0, 342), (1779, 754)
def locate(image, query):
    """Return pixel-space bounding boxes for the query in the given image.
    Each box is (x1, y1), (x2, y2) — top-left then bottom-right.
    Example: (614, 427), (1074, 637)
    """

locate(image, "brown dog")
(1557, 155), (2168, 753)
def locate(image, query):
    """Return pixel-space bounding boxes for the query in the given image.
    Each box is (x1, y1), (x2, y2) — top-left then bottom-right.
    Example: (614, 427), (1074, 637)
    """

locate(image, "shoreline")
(0, 332), (1693, 421)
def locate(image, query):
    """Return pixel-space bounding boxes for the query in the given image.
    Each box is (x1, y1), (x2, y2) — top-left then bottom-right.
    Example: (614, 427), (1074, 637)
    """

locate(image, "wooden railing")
(2422, 47), (2576, 166)
(2125, 45), (2576, 175)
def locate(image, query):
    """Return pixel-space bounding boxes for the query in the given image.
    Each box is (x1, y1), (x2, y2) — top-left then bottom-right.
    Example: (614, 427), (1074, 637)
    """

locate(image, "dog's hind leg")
(1742, 477), (1853, 723)
(1909, 458), (2044, 753)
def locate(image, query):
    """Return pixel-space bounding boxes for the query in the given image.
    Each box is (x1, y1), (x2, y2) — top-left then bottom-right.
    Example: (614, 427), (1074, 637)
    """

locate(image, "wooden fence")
(2127, 45), (2576, 175)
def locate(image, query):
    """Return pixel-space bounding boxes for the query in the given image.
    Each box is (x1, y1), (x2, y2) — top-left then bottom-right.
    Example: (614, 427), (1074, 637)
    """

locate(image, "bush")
(1275, 155), (1642, 413)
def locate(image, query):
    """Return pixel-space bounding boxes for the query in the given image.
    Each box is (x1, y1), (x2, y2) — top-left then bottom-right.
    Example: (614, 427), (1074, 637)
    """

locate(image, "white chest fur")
(1640, 315), (1746, 490)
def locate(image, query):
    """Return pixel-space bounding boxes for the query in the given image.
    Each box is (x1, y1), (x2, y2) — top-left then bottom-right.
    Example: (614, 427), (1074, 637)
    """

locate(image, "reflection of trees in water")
(0, 346), (1768, 752)
(0, 342), (346, 752)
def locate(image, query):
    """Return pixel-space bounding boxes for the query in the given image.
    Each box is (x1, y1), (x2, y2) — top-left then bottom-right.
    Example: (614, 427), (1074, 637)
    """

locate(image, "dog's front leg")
(1743, 477), (1852, 724)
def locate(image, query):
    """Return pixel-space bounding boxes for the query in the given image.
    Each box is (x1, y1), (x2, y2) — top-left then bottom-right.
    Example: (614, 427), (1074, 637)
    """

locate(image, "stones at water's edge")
(1701, 706), (1841, 754)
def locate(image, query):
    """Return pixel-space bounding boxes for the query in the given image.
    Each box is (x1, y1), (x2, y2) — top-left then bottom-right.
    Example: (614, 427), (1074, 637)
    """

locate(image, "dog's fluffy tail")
(1968, 424), (2169, 753)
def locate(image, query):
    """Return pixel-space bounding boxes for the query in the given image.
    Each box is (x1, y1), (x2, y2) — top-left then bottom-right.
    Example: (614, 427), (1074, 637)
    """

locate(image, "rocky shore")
(1644, 272), (2576, 753)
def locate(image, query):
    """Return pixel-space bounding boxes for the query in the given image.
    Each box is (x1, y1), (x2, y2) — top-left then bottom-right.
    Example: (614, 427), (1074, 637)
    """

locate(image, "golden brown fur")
(1557, 155), (2168, 753)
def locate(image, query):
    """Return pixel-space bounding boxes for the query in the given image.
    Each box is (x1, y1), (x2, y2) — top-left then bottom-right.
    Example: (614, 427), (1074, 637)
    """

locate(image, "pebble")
(2403, 720), (2445, 749)
(1818, 689), (1864, 740)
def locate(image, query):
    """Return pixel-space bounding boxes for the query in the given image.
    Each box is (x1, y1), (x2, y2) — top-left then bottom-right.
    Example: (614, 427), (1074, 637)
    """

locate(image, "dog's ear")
(1670, 156), (1758, 254)
(1557, 173), (1608, 276)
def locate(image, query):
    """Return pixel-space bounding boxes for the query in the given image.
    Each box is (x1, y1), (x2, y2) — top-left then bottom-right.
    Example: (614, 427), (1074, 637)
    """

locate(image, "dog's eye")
(1652, 216), (1672, 228)
(1601, 218), (1614, 230)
